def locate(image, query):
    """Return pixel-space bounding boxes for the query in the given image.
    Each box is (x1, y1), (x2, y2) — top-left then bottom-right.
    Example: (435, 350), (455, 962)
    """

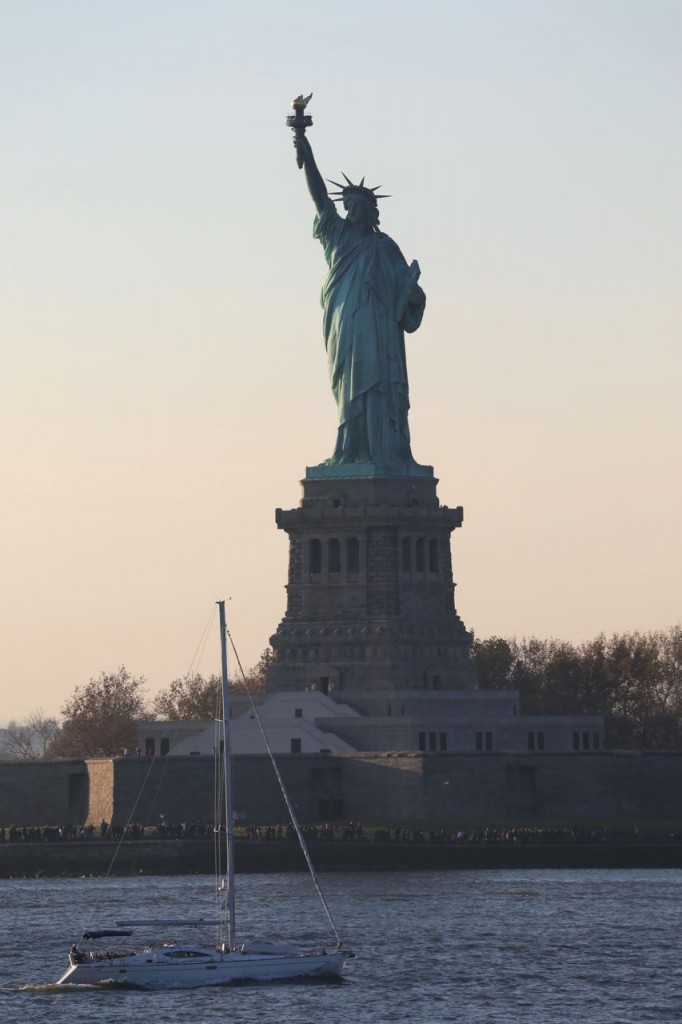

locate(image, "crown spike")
(326, 173), (391, 204)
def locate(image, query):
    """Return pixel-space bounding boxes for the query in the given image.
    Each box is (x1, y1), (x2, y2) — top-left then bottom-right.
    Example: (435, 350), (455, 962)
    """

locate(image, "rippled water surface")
(2, 869), (681, 1023)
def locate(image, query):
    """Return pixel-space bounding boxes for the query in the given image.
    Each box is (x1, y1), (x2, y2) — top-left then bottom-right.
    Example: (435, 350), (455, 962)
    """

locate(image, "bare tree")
(3, 710), (61, 760)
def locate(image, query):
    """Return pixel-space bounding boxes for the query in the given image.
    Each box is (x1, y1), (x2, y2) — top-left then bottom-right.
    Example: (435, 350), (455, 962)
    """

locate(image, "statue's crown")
(328, 174), (390, 205)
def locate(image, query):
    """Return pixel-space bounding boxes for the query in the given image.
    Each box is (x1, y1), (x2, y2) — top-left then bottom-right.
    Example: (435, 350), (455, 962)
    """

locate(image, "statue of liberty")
(291, 99), (427, 474)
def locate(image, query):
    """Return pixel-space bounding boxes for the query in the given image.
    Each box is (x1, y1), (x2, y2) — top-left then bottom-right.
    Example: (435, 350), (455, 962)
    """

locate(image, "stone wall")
(422, 752), (682, 820)
(86, 755), (324, 827)
(0, 760), (88, 826)
(4, 751), (682, 828)
(100, 757), (220, 826)
(339, 752), (426, 820)
(86, 759), (115, 825)
(89, 751), (682, 825)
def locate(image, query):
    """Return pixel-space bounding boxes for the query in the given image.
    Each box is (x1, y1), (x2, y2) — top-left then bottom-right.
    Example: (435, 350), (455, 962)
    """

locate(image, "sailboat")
(56, 601), (354, 988)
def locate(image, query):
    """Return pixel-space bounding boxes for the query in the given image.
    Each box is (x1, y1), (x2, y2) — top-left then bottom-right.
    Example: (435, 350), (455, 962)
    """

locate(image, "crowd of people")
(2, 821), (682, 846)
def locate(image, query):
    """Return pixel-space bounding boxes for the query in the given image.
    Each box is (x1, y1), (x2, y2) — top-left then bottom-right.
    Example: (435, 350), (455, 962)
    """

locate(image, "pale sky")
(2, 0), (680, 723)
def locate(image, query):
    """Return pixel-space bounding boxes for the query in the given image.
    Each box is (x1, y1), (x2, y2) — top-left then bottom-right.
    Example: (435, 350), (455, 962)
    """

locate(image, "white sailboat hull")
(58, 945), (349, 989)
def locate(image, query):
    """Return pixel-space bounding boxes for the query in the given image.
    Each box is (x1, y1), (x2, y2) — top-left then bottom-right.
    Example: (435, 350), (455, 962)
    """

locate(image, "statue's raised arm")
(286, 95), (428, 476)
(295, 134), (328, 214)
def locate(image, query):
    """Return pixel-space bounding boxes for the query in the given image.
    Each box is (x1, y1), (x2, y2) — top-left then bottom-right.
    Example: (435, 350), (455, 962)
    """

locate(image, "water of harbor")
(1, 868), (680, 1023)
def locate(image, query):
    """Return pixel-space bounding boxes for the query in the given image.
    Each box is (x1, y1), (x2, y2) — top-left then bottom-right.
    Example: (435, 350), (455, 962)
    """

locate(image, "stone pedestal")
(268, 467), (476, 711)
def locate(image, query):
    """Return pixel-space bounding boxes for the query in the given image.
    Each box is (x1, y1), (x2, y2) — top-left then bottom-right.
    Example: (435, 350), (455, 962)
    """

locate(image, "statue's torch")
(286, 93), (313, 168)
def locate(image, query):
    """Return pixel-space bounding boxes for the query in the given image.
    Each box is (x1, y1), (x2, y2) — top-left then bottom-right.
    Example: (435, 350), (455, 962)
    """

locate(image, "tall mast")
(218, 600), (236, 949)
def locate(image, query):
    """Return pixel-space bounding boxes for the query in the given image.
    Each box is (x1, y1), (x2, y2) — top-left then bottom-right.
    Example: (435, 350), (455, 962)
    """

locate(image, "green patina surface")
(293, 108), (429, 478)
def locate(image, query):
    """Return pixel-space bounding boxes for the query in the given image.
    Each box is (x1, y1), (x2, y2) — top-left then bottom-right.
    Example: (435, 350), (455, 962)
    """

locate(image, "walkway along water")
(3, 835), (682, 876)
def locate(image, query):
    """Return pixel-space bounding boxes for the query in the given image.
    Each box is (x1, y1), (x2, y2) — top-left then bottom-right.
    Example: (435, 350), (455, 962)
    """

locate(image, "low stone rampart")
(3, 750), (682, 828)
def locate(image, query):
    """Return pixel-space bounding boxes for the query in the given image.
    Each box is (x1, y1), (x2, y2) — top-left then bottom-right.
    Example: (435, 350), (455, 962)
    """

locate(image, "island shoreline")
(3, 839), (682, 877)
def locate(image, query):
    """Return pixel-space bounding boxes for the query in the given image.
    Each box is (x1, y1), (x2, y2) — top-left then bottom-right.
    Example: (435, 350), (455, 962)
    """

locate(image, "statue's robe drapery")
(313, 199), (425, 467)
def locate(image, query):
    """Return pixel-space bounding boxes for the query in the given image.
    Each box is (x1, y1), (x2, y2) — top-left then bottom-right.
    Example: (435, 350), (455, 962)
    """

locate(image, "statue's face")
(344, 194), (374, 229)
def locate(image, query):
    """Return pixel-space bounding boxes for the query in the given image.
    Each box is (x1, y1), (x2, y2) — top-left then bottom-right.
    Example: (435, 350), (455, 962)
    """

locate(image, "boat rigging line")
(226, 626), (345, 950)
